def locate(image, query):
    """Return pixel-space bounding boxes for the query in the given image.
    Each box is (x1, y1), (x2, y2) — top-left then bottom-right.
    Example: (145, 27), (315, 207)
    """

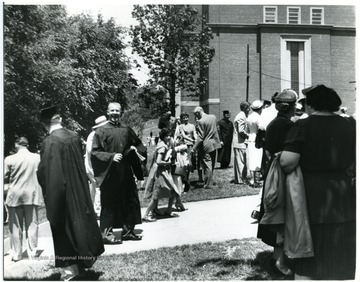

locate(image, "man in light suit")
(192, 107), (221, 189)
(233, 101), (250, 184)
(4, 137), (43, 261)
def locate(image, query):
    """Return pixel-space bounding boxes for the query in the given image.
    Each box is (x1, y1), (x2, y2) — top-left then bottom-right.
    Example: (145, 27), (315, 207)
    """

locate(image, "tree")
(68, 13), (138, 131)
(4, 5), (136, 154)
(4, 5), (72, 153)
(120, 83), (169, 136)
(131, 5), (214, 115)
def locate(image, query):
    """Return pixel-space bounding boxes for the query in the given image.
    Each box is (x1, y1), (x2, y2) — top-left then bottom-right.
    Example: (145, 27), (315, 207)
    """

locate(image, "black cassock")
(91, 122), (145, 232)
(217, 118), (234, 166)
(37, 128), (104, 268)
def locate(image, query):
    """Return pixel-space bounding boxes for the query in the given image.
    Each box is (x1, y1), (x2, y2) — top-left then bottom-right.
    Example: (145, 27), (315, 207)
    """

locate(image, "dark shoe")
(61, 268), (89, 281)
(163, 212), (178, 218)
(122, 233), (142, 241)
(231, 179), (244, 184)
(152, 209), (161, 216)
(275, 261), (294, 276)
(174, 204), (188, 212)
(102, 237), (122, 245)
(195, 182), (204, 188)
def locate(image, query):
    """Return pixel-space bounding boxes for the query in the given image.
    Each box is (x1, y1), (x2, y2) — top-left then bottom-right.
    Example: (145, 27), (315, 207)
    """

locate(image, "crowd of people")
(4, 84), (356, 280)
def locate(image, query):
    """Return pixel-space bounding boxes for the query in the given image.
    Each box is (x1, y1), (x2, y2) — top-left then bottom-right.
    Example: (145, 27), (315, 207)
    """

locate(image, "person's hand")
(113, 153), (123, 162)
(220, 141), (224, 146)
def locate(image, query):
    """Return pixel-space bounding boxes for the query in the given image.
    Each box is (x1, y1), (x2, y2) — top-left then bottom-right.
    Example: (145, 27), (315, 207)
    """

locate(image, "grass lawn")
(9, 238), (292, 281)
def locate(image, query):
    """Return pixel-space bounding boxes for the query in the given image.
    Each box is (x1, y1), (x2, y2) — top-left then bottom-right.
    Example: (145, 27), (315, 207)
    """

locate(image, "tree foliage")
(131, 5), (214, 115)
(4, 5), (136, 154)
(120, 83), (169, 136)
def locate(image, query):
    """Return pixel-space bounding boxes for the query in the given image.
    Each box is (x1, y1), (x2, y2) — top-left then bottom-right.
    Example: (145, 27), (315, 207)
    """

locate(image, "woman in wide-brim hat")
(280, 85), (356, 279)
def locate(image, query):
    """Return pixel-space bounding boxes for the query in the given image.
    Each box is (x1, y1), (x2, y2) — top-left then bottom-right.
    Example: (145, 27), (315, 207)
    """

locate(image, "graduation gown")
(37, 128), (104, 268)
(91, 122), (145, 228)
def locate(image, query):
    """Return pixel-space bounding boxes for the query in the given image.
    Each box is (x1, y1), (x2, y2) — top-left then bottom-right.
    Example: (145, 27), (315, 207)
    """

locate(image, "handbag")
(260, 154), (286, 225)
(172, 165), (186, 176)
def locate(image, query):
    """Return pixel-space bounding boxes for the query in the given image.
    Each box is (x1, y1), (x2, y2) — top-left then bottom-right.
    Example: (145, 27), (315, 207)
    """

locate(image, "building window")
(288, 42), (303, 94)
(264, 6), (278, 23)
(281, 35), (312, 95)
(311, 7), (324, 25)
(287, 7), (301, 24)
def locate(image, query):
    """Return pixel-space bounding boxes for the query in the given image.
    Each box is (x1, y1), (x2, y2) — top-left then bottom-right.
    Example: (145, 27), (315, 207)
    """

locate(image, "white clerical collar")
(49, 124), (63, 134)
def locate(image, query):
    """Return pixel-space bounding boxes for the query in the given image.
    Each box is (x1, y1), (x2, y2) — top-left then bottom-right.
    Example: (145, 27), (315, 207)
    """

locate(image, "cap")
(275, 89), (297, 103)
(39, 104), (58, 121)
(223, 110), (230, 115)
(92, 115), (108, 129)
(251, 100), (264, 110)
(16, 137), (29, 146)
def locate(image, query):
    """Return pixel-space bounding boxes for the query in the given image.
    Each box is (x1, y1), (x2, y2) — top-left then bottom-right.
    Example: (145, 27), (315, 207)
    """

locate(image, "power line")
(249, 69), (356, 92)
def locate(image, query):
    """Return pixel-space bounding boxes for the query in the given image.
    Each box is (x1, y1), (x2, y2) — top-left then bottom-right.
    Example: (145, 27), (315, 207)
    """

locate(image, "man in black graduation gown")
(217, 110), (234, 168)
(37, 105), (104, 281)
(91, 102), (145, 244)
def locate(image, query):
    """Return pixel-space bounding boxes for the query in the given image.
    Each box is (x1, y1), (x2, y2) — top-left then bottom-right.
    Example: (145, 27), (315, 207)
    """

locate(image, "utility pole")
(246, 44), (249, 102)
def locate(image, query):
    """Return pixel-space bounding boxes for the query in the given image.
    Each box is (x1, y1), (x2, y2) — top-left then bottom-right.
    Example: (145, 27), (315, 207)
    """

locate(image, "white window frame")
(280, 35), (312, 96)
(310, 7), (324, 25)
(287, 7), (301, 24)
(264, 6), (278, 23)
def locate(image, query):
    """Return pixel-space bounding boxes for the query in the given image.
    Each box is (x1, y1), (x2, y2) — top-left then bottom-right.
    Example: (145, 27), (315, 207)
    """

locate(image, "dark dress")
(257, 112), (294, 246)
(91, 122), (144, 232)
(37, 128), (104, 268)
(283, 114), (356, 279)
(217, 118), (234, 168)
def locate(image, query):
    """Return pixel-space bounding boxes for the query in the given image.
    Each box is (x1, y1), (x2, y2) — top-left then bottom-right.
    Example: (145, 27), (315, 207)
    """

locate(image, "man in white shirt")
(232, 101), (250, 184)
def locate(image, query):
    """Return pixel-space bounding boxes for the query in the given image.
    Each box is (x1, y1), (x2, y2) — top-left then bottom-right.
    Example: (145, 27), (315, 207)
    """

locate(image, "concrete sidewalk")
(4, 195), (261, 277)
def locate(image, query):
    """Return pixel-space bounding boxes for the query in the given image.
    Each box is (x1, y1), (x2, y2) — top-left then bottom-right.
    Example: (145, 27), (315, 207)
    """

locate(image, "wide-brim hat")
(92, 115), (108, 129)
(302, 85), (341, 102)
(275, 89), (297, 103)
(251, 100), (264, 110)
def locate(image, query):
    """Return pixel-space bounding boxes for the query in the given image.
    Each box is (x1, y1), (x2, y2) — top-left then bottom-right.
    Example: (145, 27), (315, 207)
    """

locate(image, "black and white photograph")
(1, 1), (358, 280)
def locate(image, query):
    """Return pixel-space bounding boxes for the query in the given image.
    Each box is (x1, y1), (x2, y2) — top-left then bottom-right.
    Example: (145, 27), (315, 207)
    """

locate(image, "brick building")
(180, 5), (356, 120)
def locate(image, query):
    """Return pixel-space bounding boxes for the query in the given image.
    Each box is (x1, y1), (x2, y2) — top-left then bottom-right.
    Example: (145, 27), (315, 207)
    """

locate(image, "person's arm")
(4, 158), (11, 185)
(280, 151), (300, 174)
(217, 121), (224, 145)
(192, 121), (204, 151)
(192, 124), (198, 141)
(180, 126), (194, 143)
(237, 115), (249, 139)
(156, 148), (172, 166)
